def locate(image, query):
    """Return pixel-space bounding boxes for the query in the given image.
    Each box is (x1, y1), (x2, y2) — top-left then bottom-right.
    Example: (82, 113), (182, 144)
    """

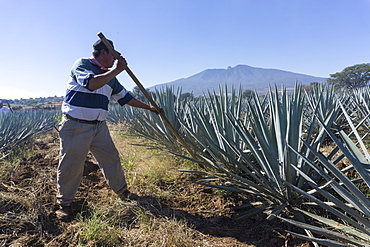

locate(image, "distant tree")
(328, 63), (370, 90)
(179, 92), (194, 101)
(12, 105), (23, 111)
(302, 82), (322, 94)
(130, 86), (151, 102)
(32, 103), (43, 109)
(242, 89), (254, 99)
(130, 86), (141, 96)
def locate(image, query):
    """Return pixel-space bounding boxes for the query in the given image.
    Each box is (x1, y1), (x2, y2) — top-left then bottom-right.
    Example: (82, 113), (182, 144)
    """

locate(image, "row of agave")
(109, 84), (370, 246)
(0, 110), (60, 159)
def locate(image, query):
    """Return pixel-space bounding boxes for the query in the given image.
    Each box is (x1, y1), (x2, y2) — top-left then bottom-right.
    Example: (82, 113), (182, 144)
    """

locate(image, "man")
(0, 101), (11, 115)
(56, 39), (162, 221)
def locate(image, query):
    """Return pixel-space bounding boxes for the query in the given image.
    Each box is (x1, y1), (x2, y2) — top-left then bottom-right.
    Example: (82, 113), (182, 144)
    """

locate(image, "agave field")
(2, 84), (370, 246)
(108, 84), (370, 247)
(0, 110), (60, 159)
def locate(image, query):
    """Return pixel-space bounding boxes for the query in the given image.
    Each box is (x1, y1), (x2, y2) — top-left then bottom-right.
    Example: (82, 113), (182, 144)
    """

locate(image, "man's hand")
(115, 56), (128, 73)
(149, 105), (164, 115)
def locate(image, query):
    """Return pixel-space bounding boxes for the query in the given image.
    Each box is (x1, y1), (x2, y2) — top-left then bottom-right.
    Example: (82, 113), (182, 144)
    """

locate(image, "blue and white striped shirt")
(62, 58), (133, 121)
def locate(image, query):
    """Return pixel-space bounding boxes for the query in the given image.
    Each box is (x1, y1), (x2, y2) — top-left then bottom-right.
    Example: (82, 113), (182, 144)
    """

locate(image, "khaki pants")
(57, 117), (126, 206)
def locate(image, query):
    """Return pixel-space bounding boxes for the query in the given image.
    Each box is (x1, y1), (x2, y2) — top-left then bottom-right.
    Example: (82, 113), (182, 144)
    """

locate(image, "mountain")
(148, 65), (327, 96)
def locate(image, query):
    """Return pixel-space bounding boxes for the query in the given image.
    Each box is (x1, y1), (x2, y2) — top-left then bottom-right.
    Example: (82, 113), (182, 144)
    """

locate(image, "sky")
(0, 0), (370, 100)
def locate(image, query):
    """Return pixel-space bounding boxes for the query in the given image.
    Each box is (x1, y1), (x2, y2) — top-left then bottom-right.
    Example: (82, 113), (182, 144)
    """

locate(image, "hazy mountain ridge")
(149, 65), (327, 96)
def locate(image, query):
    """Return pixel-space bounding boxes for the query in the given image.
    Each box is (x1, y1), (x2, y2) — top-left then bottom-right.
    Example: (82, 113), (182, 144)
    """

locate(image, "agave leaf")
(292, 207), (370, 241)
(191, 157), (282, 200)
(194, 181), (262, 194)
(286, 231), (359, 247)
(226, 112), (283, 190)
(275, 216), (367, 246)
(266, 202), (288, 220)
(288, 153), (370, 222)
(337, 128), (370, 186)
(233, 205), (271, 220)
(338, 101), (370, 161)
(217, 132), (277, 188)
(177, 169), (208, 176)
(307, 180), (370, 230)
(284, 180), (370, 235)
(312, 117), (370, 209)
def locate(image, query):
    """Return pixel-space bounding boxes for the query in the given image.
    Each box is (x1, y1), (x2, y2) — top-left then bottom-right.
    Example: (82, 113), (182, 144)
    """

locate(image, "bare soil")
(0, 133), (311, 246)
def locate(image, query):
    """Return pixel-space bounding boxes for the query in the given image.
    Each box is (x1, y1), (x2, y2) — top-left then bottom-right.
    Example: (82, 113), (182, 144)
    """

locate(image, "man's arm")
(127, 98), (163, 114)
(88, 56), (127, 91)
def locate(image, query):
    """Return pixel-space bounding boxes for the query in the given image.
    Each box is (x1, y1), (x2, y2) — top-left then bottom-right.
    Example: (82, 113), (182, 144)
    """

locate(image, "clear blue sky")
(1, 0), (369, 100)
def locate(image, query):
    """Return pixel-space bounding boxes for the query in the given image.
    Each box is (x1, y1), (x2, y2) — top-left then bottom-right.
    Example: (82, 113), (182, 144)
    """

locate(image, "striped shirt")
(62, 58), (133, 121)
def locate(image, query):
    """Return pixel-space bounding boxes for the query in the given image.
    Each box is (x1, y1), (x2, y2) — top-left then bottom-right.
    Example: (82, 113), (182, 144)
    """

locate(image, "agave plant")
(111, 84), (370, 246)
(179, 85), (309, 209)
(347, 87), (370, 134)
(277, 101), (370, 246)
(107, 86), (191, 152)
(107, 104), (136, 125)
(178, 84), (370, 246)
(0, 110), (60, 159)
(178, 85), (246, 162)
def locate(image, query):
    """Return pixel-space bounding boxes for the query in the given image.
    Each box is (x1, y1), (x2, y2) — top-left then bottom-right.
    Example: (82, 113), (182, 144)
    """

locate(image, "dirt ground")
(0, 134), (311, 247)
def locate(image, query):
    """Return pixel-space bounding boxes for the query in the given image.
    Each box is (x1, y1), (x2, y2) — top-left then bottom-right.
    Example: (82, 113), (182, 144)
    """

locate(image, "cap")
(93, 39), (121, 56)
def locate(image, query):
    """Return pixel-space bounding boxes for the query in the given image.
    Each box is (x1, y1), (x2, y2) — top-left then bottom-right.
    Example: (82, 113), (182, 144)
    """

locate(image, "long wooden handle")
(97, 32), (197, 160)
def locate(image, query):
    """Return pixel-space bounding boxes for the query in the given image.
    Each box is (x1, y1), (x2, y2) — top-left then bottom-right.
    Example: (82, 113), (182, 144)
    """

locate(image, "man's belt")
(65, 114), (102, 124)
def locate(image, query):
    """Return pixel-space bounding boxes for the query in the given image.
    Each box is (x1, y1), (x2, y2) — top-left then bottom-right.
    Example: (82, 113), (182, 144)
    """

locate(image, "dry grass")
(0, 125), (309, 247)
(110, 125), (197, 199)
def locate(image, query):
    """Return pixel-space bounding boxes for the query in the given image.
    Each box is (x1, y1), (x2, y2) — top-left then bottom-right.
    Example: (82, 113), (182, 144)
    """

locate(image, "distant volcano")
(149, 65), (327, 96)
